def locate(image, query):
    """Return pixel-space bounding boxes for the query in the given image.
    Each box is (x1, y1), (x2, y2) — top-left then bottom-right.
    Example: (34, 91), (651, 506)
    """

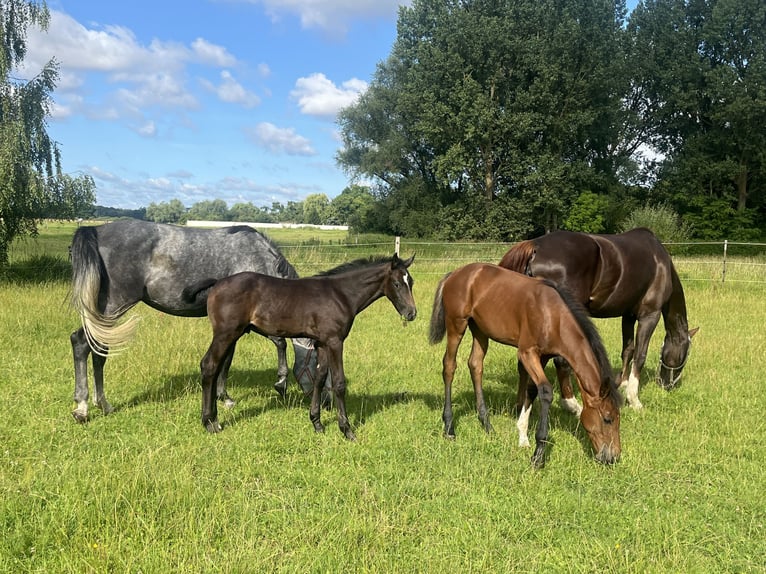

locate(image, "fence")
(275, 237), (766, 285)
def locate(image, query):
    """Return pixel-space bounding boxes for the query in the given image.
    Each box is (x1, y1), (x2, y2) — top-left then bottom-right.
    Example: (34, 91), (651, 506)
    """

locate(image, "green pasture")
(1, 221), (765, 572)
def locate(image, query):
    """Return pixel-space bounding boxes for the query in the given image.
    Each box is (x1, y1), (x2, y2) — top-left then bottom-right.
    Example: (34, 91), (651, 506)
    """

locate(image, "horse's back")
(528, 228), (674, 317)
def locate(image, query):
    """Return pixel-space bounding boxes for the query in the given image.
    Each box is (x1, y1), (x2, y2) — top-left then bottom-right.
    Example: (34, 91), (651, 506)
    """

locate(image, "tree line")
(337, 0), (765, 241)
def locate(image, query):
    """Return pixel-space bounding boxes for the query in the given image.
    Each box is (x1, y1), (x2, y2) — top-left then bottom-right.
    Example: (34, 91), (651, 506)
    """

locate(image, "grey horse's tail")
(428, 272), (452, 345)
(70, 226), (137, 356)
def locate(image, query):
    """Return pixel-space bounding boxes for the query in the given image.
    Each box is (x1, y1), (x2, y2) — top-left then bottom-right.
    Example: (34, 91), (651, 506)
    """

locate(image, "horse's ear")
(688, 326), (699, 339)
(400, 253), (415, 268)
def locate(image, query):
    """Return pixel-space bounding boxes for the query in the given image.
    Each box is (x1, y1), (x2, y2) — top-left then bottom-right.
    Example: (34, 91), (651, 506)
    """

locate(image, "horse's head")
(384, 254), (417, 322)
(580, 388), (622, 465)
(657, 326), (699, 390)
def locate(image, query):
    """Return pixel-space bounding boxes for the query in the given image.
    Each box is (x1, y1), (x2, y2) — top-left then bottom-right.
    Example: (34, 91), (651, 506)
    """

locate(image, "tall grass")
(1, 223), (764, 572)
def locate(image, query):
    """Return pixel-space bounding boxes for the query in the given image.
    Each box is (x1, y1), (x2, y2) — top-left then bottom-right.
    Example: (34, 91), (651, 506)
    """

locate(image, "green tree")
(0, 0), (95, 264)
(302, 193), (329, 225)
(628, 0), (766, 237)
(338, 0), (630, 238)
(187, 199), (229, 221)
(146, 199), (186, 223)
(327, 185), (375, 226)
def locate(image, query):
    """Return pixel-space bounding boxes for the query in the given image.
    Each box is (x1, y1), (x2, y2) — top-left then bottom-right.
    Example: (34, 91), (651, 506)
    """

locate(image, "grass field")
(1, 221), (765, 572)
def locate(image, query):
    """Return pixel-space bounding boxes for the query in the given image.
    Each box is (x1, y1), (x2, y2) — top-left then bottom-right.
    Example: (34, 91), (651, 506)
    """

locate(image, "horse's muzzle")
(595, 445), (620, 465)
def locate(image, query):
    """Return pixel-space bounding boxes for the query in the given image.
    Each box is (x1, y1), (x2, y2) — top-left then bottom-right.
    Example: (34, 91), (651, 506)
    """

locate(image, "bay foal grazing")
(429, 263), (621, 467)
(200, 254), (417, 439)
(499, 228), (698, 410)
(69, 219), (321, 423)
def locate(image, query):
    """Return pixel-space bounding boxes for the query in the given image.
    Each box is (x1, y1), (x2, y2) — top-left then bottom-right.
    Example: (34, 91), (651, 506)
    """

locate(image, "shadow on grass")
(1, 255), (71, 285)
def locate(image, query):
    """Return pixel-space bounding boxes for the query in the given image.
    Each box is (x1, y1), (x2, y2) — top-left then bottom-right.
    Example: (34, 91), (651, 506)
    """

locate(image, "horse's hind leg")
(71, 328), (91, 422)
(216, 341), (237, 409)
(92, 351), (113, 415)
(309, 346), (331, 435)
(269, 336), (289, 397)
(467, 327), (492, 433)
(554, 356), (582, 417)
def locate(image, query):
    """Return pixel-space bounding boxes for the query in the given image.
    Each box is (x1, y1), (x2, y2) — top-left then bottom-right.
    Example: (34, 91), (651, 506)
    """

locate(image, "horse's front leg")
(309, 346), (330, 434)
(467, 328), (492, 433)
(626, 311), (661, 409)
(519, 349), (553, 469)
(269, 335), (289, 397)
(618, 315), (637, 395)
(326, 341), (355, 441)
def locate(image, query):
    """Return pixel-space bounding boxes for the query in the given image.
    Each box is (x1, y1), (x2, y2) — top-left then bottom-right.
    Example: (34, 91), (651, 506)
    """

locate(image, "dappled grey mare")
(69, 219), (322, 422)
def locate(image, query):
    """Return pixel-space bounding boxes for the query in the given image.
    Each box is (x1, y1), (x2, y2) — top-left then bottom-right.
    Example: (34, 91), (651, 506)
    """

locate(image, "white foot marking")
(560, 397), (583, 417)
(626, 372), (643, 409)
(517, 405), (532, 448)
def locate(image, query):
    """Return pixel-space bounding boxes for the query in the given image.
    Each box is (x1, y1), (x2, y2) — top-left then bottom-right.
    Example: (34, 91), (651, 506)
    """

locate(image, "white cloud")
(252, 0), (408, 34)
(22, 10), (239, 121)
(201, 70), (261, 108)
(291, 73), (367, 118)
(247, 122), (316, 156)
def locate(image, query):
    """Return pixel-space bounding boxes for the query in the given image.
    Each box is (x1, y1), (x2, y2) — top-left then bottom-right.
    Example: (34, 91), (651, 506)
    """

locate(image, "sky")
(21, 0), (404, 210)
(22, 0), (638, 211)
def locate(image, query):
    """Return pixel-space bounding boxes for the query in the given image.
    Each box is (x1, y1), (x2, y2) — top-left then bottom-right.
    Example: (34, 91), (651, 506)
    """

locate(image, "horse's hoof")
(313, 423), (325, 434)
(531, 453), (546, 469)
(98, 400), (114, 415)
(273, 379), (288, 398)
(223, 398), (236, 410)
(443, 433), (456, 441)
(71, 410), (88, 424)
(343, 430), (357, 441)
(205, 420), (222, 433)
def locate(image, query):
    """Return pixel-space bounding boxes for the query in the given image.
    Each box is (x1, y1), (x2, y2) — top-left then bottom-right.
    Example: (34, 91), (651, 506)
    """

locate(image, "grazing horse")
(200, 254), (417, 439)
(499, 228), (698, 410)
(429, 263), (621, 467)
(69, 219), (322, 422)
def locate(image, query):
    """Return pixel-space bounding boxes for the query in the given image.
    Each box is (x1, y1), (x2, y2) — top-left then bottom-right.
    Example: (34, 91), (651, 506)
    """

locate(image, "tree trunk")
(735, 163), (748, 212)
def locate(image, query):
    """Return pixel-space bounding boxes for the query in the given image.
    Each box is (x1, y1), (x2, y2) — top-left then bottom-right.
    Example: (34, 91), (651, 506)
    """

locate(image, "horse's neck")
(339, 266), (387, 313)
(664, 266), (689, 339)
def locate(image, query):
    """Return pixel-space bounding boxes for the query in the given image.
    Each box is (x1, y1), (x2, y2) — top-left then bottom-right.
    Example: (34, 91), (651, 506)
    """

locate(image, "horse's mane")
(226, 225), (299, 279)
(316, 256), (393, 277)
(542, 279), (623, 408)
(499, 240), (535, 275)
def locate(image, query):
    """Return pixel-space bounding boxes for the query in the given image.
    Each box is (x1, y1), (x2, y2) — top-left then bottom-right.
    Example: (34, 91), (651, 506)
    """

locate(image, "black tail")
(543, 280), (622, 408)
(428, 273), (451, 345)
(181, 278), (218, 305)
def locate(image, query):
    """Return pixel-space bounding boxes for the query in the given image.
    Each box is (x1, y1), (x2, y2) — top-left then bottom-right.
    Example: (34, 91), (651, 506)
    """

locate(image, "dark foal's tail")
(499, 240), (535, 275)
(543, 280), (623, 409)
(181, 278), (218, 305)
(428, 273), (452, 345)
(70, 226), (137, 355)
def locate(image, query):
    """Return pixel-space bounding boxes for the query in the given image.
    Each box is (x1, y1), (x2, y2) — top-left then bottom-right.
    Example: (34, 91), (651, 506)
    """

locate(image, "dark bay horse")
(69, 219), (322, 422)
(199, 254), (417, 439)
(499, 228), (698, 410)
(429, 263), (621, 467)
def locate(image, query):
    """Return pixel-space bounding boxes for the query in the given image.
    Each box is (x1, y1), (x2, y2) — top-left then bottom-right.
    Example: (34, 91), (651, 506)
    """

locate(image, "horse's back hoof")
(223, 398), (236, 409)
(444, 432), (456, 441)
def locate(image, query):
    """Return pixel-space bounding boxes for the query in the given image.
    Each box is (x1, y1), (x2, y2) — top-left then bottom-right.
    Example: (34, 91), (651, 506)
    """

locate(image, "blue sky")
(24, 0), (402, 209)
(24, 0), (637, 210)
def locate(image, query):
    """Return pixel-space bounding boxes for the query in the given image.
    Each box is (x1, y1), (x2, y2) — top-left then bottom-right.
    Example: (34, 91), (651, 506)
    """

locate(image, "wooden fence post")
(722, 239), (728, 283)
(395, 236), (400, 256)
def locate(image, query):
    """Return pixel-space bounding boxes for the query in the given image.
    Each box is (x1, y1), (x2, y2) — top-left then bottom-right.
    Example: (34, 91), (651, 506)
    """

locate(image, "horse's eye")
(393, 281), (401, 288)
(603, 414), (613, 424)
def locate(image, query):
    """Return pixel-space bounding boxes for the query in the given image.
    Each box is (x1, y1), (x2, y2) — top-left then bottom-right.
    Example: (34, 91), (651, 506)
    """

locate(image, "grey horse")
(69, 219), (325, 422)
